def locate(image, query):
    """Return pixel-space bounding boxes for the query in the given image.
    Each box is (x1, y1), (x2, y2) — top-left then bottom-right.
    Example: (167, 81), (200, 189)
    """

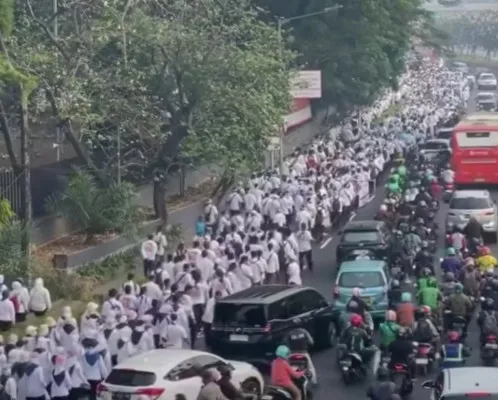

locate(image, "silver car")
(477, 72), (498, 90)
(446, 190), (498, 242)
(422, 367), (498, 400)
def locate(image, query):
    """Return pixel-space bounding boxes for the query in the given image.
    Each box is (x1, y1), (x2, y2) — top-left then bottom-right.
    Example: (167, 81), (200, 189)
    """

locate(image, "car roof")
(477, 92), (495, 97)
(338, 260), (386, 272)
(113, 349), (218, 374)
(443, 367), (498, 394)
(452, 190), (490, 199)
(480, 72), (495, 76)
(426, 138), (450, 145)
(216, 284), (311, 304)
(344, 220), (384, 231)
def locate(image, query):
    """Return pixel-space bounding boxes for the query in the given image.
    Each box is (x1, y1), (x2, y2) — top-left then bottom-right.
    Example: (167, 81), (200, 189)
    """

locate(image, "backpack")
(414, 320), (433, 341)
(483, 311), (498, 334)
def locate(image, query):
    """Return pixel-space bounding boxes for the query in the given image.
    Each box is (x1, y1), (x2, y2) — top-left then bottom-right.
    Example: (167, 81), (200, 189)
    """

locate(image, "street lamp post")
(276, 5), (342, 174)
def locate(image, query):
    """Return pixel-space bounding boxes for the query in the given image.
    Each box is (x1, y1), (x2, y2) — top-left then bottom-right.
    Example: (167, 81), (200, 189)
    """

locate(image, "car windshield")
(213, 303), (267, 327)
(338, 271), (385, 288)
(105, 369), (156, 386)
(421, 142), (444, 150)
(450, 197), (491, 210)
(342, 231), (381, 244)
(481, 74), (495, 79)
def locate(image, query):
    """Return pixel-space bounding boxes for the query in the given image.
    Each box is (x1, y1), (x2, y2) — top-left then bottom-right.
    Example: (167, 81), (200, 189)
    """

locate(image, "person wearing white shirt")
(226, 191), (244, 216)
(144, 276), (163, 301)
(141, 234), (158, 277)
(202, 291), (222, 348)
(174, 264), (195, 292)
(237, 256), (253, 289)
(204, 199), (219, 234)
(153, 227), (168, 261)
(272, 209), (286, 229)
(265, 242), (280, 283)
(29, 277), (52, 316)
(227, 263), (242, 293)
(287, 261), (302, 285)
(121, 273), (140, 296)
(101, 289), (125, 320)
(296, 223), (314, 271)
(0, 290), (15, 331)
(197, 251), (215, 282)
(210, 271), (232, 297)
(162, 313), (188, 349)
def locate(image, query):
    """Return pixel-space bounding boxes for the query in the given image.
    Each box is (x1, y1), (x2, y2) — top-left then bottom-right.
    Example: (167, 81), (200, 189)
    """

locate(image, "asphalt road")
(299, 69), (498, 399)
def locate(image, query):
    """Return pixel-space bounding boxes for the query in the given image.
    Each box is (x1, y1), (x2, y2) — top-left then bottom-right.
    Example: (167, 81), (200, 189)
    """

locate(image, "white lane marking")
(320, 237), (333, 249)
(366, 195), (375, 203)
(348, 212), (356, 222)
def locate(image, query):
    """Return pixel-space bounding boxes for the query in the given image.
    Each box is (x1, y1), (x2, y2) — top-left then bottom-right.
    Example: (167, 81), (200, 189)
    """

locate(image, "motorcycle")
(390, 363), (414, 396)
(415, 342), (435, 376)
(444, 310), (468, 339)
(263, 375), (312, 400)
(339, 350), (365, 385)
(288, 353), (310, 372)
(481, 334), (498, 365)
(443, 182), (454, 202)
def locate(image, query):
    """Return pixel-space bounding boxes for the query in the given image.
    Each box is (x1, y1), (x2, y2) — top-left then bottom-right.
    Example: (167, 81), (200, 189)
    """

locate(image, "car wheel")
(241, 378), (262, 396)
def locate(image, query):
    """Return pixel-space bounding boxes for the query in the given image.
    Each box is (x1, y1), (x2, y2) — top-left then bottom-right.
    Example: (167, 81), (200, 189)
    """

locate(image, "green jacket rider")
(386, 178), (401, 195)
(418, 278), (441, 311)
(379, 315), (400, 347)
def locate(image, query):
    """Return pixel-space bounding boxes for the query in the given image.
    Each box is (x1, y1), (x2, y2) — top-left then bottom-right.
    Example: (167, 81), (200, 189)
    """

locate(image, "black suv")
(210, 285), (338, 362)
(336, 220), (391, 263)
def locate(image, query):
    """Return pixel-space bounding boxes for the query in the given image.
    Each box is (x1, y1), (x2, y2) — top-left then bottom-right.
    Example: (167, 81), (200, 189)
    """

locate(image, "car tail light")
(466, 393), (490, 398)
(136, 388), (165, 400)
(487, 335), (497, 342)
(290, 354), (305, 359)
(96, 383), (108, 396)
(394, 364), (405, 371)
(263, 323), (271, 333)
(333, 287), (339, 299)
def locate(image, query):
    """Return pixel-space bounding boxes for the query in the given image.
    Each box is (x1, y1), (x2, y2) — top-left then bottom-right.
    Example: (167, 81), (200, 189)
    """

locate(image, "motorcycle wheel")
(342, 370), (352, 385)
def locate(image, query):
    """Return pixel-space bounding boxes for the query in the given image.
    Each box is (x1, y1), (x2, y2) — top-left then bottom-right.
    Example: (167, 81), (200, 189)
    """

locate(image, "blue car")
(333, 260), (391, 321)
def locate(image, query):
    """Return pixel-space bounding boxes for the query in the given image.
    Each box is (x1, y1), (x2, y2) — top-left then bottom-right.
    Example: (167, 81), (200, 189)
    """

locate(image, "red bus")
(452, 113), (498, 184)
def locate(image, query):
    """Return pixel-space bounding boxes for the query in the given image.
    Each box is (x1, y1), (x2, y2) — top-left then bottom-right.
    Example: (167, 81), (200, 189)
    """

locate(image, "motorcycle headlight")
(340, 359), (352, 366)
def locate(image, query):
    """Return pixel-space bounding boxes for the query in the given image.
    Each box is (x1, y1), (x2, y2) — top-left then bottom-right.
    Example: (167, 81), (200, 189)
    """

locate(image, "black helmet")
(485, 297), (495, 308)
(415, 309), (425, 320)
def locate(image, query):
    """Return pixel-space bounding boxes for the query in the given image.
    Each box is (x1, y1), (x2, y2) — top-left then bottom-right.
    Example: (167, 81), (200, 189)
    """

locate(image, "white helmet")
(380, 204), (387, 212)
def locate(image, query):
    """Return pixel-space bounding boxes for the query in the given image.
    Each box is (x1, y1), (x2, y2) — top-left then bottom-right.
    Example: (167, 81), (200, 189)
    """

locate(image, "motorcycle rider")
(414, 219), (429, 241)
(445, 283), (473, 337)
(415, 245), (433, 276)
(217, 365), (244, 400)
(387, 327), (416, 381)
(480, 269), (496, 298)
(388, 280), (402, 309)
(441, 164), (455, 185)
(418, 277), (441, 313)
(379, 310), (401, 351)
(366, 367), (396, 400)
(441, 247), (462, 276)
(429, 178), (442, 201)
(270, 345), (305, 400)
(389, 231), (406, 263)
(397, 196), (412, 217)
(345, 288), (371, 327)
(414, 188), (432, 209)
(464, 215), (482, 237)
(339, 314), (376, 373)
(397, 292), (415, 328)
(386, 176), (401, 196)
(412, 307), (440, 358)
(403, 226), (421, 264)
(459, 258), (480, 299)
(417, 268), (434, 291)
(477, 297), (498, 347)
(413, 200), (430, 225)
(476, 247), (497, 273)
(448, 226), (466, 254)
(441, 271), (458, 298)
(440, 331), (470, 369)
(285, 327), (317, 384)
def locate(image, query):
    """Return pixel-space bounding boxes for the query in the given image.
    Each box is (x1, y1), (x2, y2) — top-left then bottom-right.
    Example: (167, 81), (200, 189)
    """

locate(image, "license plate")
(112, 394), (131, 400)
(416, 358), (429, 365)
(485, 343), (498, 349)
(475, 178), (485, 182)
(229, 334), (249, 342)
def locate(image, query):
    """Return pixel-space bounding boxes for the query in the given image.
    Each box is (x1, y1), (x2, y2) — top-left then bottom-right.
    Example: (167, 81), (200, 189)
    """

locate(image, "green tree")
(256, 0), (431, 111)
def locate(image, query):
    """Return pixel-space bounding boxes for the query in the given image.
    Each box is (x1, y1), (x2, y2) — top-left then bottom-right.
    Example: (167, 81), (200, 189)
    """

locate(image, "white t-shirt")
(287, 262), (302, 285)
(296, 230), (313, 252)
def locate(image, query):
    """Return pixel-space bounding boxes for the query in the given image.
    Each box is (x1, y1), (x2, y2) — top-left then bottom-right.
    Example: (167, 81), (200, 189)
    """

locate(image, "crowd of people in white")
(0, 54), (469, 400)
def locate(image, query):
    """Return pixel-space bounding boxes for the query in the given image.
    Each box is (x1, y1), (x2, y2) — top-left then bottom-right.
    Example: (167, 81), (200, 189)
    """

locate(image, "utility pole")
(19, 89), (32, 271)
(117, 128), (121, 184)
(54, 0), (61, 162)
(276, 5), (342, 173)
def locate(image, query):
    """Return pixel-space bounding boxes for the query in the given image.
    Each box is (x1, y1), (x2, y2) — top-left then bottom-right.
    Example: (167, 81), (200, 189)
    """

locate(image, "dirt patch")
(167, 178), (217, 208)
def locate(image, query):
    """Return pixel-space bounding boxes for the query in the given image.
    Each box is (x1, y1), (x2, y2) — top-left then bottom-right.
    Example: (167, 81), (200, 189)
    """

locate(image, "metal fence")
(0, 168), (21, 216)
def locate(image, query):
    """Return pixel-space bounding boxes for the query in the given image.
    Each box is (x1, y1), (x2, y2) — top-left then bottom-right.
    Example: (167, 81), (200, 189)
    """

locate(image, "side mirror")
(422, 381), (434, 390)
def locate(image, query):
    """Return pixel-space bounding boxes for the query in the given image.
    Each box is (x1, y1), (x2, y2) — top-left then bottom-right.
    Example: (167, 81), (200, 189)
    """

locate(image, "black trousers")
(143, 259), (155, 277)
(0, 320), (12, 331)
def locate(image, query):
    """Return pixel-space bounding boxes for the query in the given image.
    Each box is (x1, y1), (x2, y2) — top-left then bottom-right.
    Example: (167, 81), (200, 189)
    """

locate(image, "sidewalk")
(32, 107), (335, 245)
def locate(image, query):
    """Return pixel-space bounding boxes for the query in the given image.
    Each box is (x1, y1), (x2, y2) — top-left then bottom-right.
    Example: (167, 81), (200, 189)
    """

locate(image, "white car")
(96, 349), (264, 400)
(477, 72), (497, 90)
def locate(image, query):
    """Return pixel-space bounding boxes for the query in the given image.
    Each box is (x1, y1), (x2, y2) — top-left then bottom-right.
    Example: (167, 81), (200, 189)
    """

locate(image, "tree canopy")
(256, 0), (435, 110)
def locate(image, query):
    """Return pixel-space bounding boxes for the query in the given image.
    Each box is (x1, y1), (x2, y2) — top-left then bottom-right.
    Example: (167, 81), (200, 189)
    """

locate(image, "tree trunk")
(19, 95), (31, 266)
(153, 179), (167, 222)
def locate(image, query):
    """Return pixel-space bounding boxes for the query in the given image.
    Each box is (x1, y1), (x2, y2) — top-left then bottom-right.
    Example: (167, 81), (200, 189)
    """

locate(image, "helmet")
(392, 279), (400, 288)
(401, 292), (412, 302)
(421, 241), (429, 249)
(419, 200), (427, 207)
(446, 247), (456, 256)
(485, 297), (495, 308)
(415, 309), (424, 320)
(487, 268), (495, 277)
(463, 257), (475, 267)
(416, 218), (424, 225)
(275, 345), (291, 359)
(445, 271), (455, 282)
(380, 204), (387, 212)
(350, 313), (363, 327)
(397, 327), (410, 338)
(422, 267), (431, 276)
(386, 310), (397, 321)
(421, 305), (431, 315)
(427, 277), (438, 288)
(455, 282), (463, 293)
(481, 247), (491, 256)
(432, 177), (438, 184)
(447, 331), (460, 342)
(352, 287), (361, 297)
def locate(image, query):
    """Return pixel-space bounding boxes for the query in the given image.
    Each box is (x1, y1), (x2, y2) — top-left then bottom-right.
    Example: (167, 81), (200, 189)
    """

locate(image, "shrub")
(46, 171), (141, 240)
